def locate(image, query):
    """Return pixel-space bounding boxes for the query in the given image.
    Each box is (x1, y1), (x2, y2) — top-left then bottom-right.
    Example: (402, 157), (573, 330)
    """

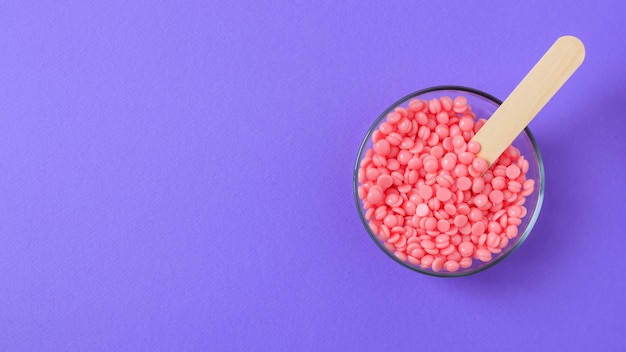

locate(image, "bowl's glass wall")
(354, 86), (545, 277)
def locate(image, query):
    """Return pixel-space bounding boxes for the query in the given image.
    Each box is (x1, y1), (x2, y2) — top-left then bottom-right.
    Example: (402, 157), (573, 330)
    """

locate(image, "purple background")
(0, 1), (625, 351)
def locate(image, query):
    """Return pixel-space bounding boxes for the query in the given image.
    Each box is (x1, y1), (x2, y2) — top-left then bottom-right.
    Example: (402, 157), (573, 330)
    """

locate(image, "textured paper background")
(1, 1), (625, 350)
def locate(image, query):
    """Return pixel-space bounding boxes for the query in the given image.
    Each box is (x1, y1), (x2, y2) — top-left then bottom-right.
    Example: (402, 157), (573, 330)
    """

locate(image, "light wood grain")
(472, 36), (585, 166)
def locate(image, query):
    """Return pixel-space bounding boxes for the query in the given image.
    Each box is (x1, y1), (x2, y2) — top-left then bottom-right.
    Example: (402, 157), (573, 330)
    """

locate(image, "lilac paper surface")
(1, 1), (625, 351)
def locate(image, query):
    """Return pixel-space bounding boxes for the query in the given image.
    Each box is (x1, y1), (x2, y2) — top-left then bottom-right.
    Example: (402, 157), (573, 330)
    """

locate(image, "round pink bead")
(423, 156), (439, 173)
(374, 139), (390, 155)
(454, 214), (468, 227)
(387, 112), (402, 123)
(397, 150), (412, 165)
(421, 255), (434, 267)
(471, 221), (486, 237)
(467, 140), (481, 154)
(506, 225), (518, 239)
(491, 176), (506, 190)
(472, 177), (485, 194)
(379, 122), (393, 134)
(430, 146), (444, 159)
(458, 152), (474, 165)
(473, 194), (488, 208)
(453, 96), (467, 111)
(472, 157), (488, 173)
(400, 137), (414, 150)
(437, 220), (451, 232)
(436, 188), (452, 202)
(506, 164), (521, 179)
(476, 248), (492, 262)
(444, 261), (460, 272)
(452, 135), (465, 148)
(415, 203), (429, 217)
(489, 190), (504, 204)
(458, 241), (474, 257)
(418, 185), (433, 200)
(469, 208), (483, 221)
(454, 164), (468, 177)
(397, 118), (412, 133)
(408, 157), (423, 170)
(435, 124), (449, 138)
(367, 185), (384, 205)
(507, 205), (522, 218)
(459, 117), (474, 132)
(383, 214), (397, 227)
(432, 257), (444, 272)
(444, 204), (457, 216)
(386, 132), (402, 146)
(376, 174), (393, 189)
(456, 176), (472, 191)
(459, 257), (473, 268)
(429, 98), (441, 114)
(424, 217), (437, 231)
(440, 96), (453, 111)
(440, 156), (456, 171)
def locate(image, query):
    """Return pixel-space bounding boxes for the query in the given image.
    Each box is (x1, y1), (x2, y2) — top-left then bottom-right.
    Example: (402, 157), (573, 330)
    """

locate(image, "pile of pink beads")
(357, 96), (535, 273)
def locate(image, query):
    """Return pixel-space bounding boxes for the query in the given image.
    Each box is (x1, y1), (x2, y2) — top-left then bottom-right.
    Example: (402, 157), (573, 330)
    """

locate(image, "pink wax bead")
(458, 241), (474, 257)
(357, 96), (536, 272)
(397, 118), (412, 133)
(408, 157), (423, 170)
(436, 112), (450, 125)
(472, 177), (485, 194)
(421, 255), (435, 268)
(472, 158), (488, 174)
(476, 248), (492, 262)
(467, 140), (481, 154)
(387, 112), (402, 124)
(374, 139), (391, 155)
(376, 174), (393, 189)
(440, 96), (453, 111)
(437, 220), (451, 232)
(415, 203), (429, 217)
(507, 205), (522, 218)
(459, 257), (473, 268)
(453, 96), (467, 113)
(440, 156), (455, 171)
(409, 99), (424, 112)
(367, 185), (384, 205)
(396, 150), (412, 165)
(459, 117), (474, 132)
(452, 135), (465, 149)
(435, 124), (449, 138)
(424, 217), (437, 231)
(418, 185), (433, 200)
(444, 203), (457, 216)
(429, 98), (442, 114)
(473, 194), (489, 209)
(436, 188), (452, 202)
(444, 261), (460, 272)
(432, 257), (444, 272)
(506, 164), (521, 179)
(458, 152), (474, 165)
(454, 164), (468, 177)
(400, 137), (414, 150)
(423, 156), (439, 173)
(471, 221), (486, 237)
(491, 176), (506, 190)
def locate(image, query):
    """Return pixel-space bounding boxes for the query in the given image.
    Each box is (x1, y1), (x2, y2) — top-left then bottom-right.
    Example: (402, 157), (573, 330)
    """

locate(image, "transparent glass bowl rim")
(352, 85), (545, 277)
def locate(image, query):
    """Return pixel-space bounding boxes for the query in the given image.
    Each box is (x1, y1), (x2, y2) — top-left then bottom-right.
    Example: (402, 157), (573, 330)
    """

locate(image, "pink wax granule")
(357, 96), (535, 273)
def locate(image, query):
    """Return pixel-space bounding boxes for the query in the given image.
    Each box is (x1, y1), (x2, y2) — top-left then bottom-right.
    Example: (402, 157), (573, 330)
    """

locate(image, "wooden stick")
(472, 36), (585, 166)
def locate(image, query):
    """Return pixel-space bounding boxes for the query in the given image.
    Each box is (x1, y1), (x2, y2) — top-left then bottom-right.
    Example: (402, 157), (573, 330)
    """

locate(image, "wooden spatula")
(471, 36), (585, 166)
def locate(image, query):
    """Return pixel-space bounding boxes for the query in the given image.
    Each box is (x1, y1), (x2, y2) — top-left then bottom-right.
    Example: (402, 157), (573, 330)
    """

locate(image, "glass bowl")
(353, 86), (545, 277)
